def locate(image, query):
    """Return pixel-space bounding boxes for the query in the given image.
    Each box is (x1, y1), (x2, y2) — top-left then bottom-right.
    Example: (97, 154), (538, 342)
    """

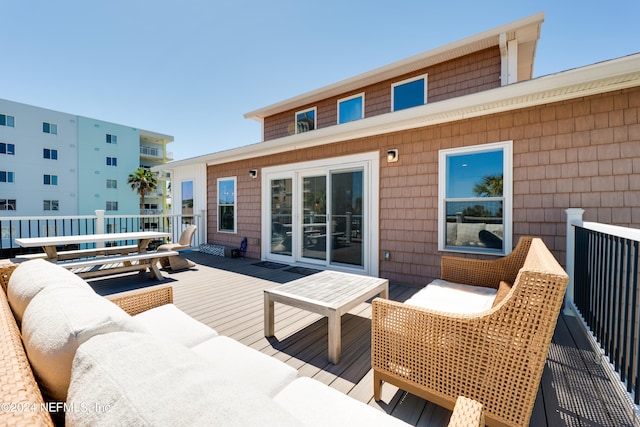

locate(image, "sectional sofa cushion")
(404, 279), (498, 314)
(7, 259), (93, 324)
(67, 332), (302, 427)
(21, 285), (146, 402)
(192, 335), (299, 397)
(134, 303), (218, 348)
(273, 377), (411, 426)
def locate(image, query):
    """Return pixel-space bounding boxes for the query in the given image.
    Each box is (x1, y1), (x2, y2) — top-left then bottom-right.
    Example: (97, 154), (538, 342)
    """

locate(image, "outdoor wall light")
(387, 149), (399, 163)
(249, 169), (258, 179)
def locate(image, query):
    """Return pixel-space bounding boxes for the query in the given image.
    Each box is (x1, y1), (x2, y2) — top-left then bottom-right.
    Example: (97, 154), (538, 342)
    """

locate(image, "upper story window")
(106, 179), (117, 189)
(0, 143), (15, 155)
(0, 171), (15, 183)
(106, 201), (118, 211)
(0, 114), (15, 127)
(44, 174), (58, 185)
(43, 148), (58, 160)
(106, 134), (117, 144)
(217, 177), (236, 233)
(0, 199), (16, 210)
(392, 75), (428, 111)
(106, 157), (118, 166)
(438, 141), (512, 255)
(295, 108), (316, 134)
(43, 122), (57, 134)
(43, 200), (59, 211)
(338, 93), (364, 124)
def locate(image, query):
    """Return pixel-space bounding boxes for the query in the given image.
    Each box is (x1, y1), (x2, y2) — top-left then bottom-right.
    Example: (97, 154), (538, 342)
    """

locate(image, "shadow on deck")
(85, 251), (639, 427)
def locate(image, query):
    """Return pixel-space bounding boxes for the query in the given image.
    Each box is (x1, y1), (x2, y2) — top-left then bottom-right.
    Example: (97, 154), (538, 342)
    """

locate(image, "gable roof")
(243, 12), (545, 121)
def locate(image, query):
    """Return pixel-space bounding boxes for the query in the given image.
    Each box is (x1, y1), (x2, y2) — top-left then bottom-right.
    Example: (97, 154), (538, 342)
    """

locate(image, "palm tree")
(472, 174), (503, 197)
(127, 167), (158, 214)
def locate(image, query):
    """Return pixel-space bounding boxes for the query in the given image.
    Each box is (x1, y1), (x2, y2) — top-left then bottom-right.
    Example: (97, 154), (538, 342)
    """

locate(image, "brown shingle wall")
(210, 86), (640, 287)
(262, 48), (501, 141)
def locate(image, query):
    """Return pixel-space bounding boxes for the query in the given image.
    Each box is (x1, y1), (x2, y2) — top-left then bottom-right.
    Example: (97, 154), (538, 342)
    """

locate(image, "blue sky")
(2, 1), (639, 161)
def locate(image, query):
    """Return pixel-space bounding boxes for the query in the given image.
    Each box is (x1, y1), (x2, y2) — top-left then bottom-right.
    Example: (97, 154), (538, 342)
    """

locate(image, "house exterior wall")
(208, 85), (640, 287)
(262, 47), (502, 141)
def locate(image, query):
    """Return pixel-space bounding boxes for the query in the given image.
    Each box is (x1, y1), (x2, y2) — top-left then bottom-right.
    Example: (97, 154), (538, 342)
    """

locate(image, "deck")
(84, 251), (640, 427)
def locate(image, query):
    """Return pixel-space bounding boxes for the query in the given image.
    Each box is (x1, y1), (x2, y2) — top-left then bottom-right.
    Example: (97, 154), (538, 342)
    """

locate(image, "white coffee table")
(264, 270), (389, 364)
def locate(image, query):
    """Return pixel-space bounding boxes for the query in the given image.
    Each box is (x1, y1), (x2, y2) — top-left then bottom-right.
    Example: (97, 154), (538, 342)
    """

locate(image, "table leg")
(264, 293), (275, 337)
(380, 285), (389, 300)
(148, 259), (164, 280)
(43, 246), (58, 262)
(327, 311), (341, 364)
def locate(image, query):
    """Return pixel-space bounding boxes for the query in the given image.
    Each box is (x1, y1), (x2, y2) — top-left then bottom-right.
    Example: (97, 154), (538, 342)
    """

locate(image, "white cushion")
(7, 259), (93, 324)
(404, 279), (497, 314)
(274, 377), (410, 426)
(21, 286), (146, 402)
(66, 332), (302, 427)
(133, 303), (218, 348)
(192, 336), (298, 397)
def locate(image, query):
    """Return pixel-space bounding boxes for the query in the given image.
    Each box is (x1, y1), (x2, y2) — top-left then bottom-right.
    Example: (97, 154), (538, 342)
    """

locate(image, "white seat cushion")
(7, 259), (93, 324)
(404, 279), (498, 314)
(67, 332), (302, 427)
(274, 377), (411, 426)
(192, 336), (298, 397)
(134, 303), (218, 348)
(21, 286), (146, 401)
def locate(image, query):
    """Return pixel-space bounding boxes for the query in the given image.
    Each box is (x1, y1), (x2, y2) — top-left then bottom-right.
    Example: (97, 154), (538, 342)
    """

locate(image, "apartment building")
(0, 99), (173, 217)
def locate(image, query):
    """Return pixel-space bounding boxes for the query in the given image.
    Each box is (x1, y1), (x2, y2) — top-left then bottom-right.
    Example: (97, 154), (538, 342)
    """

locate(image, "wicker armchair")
(372, 237), (568, 427)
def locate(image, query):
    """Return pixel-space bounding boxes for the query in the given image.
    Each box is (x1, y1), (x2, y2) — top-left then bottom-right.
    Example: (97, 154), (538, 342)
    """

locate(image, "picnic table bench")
(58, 250), (178, 280)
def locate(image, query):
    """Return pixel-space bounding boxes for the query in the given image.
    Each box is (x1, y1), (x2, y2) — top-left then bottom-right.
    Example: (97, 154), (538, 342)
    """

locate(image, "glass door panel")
(330, 170), (364, 267)
(270, 178), (292, 256)
(301, 175), (327, 261)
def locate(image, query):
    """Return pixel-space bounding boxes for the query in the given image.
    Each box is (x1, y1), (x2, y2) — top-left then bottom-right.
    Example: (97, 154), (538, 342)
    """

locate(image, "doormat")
(252, 261), (288, 269)
(283, 267), (321, 276)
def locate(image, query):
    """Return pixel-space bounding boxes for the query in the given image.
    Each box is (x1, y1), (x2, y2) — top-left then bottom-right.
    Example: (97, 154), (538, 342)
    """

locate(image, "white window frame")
(337, 93), (364, 124)
(106, 157), (118, 166)
(106, 201), (118, 211)
(295, 107), (317, 134)
(43, 200), (59, 211)
(106, 134), (117, 144)
(438, 141), (513, 255)
(217, 176), (237, 233)
(391, 74), (428, 112)
(106, 179), (117, 189)
(43, 122), (57, 134)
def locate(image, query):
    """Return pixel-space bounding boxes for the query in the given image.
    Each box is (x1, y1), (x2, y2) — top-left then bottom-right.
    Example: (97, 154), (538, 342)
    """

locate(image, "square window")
(43, 122), (57, 134)
(392, 75), (427, 111)
(106, 134), (117, 144)
(295, 108), (316, 133)
(0, 143), (15, 155)
(338, 94), (364, 124)
(0, 114), (15, 127)
(106, 157), (117, 166)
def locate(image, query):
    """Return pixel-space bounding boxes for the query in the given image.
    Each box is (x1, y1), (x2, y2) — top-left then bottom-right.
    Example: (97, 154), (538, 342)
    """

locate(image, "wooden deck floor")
(86, 251), (640, 427)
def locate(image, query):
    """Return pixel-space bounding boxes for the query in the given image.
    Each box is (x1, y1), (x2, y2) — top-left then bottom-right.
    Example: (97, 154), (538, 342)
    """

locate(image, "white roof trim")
(157, 53), (640, 170)
(243, 12), (544, 121)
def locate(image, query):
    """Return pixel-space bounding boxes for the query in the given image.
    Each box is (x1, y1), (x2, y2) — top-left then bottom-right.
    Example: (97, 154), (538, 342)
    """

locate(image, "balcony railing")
(0, 210), (202, 258)
(566, 209), (640, 407)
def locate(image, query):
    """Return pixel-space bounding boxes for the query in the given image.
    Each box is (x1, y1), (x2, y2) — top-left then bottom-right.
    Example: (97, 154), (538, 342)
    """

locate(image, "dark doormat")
(252, 261), (288, 269)
(283, 267), (321, 276)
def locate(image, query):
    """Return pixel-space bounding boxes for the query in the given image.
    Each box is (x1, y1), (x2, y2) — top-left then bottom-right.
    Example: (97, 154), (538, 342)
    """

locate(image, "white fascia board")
(244, 12), (544, 121)
(161, 53), (640, 170)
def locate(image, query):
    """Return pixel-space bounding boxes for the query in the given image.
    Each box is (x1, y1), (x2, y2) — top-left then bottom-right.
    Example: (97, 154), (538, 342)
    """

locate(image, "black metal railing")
(573, 225), (640, 403)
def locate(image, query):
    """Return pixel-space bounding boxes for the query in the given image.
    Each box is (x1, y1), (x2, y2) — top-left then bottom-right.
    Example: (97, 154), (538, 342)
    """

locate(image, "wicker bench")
(372, 237), (568, 427)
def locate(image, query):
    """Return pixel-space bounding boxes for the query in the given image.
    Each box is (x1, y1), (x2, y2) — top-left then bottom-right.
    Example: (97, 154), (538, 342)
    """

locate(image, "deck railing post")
(95, 210), (105, 248)
(564, 208), (585, 315)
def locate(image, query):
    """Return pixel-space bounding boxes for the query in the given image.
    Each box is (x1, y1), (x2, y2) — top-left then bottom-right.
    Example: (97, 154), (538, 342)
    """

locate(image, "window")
(0, 199), (16, 210)
(182, 181), (194, 224)
(0, 143), (15, 155)
(44, 175), (58, 185)
(106, 179), (117, 189)
(295, 108), (316, 133)
(338, 94), (364, 124)
(0, 114), (15, 127)
(106, 201), (118, 211)
(392, 75), (427, 111)
(217, 177), (236, 233)
(0, 171), (14, 183)
(43, 122), (57, 134)
(438, 141), (512, 254)
(43, 200), (59, 211)
(106, 134), (117, 144)
(43, 148), (58, 160)
(106, 157), (117, 166)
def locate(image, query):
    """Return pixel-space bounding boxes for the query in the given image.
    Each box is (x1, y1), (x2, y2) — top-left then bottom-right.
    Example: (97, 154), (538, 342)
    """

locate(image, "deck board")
(82, 251), (639, 427)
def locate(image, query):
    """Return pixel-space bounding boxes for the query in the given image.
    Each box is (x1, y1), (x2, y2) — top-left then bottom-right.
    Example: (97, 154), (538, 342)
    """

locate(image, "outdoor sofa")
(0, 259), (484, 426)
(372, 237), (569, 427)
